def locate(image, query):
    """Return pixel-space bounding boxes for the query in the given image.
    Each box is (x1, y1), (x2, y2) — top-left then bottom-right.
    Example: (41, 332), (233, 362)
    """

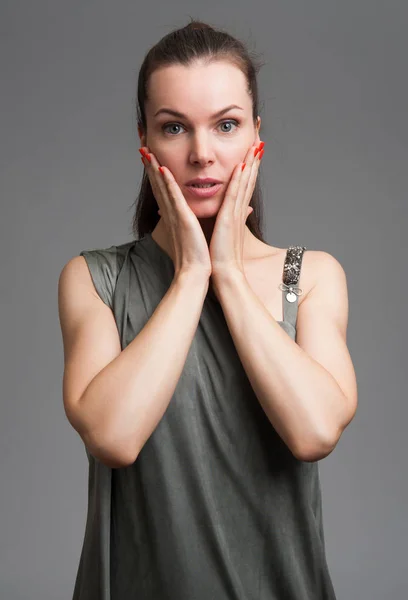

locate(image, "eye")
(162, 123), (185, 135)
(219, 119), (240, 133)
(162, 119), (240, 136)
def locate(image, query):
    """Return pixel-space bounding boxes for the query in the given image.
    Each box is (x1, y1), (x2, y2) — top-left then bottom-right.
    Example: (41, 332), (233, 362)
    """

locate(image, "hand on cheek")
(209, 140), (265, 278)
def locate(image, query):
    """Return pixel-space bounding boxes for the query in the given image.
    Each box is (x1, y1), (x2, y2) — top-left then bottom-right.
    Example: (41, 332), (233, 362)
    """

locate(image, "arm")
(59, 258), (209, 468)
(212, 251), (358, 462)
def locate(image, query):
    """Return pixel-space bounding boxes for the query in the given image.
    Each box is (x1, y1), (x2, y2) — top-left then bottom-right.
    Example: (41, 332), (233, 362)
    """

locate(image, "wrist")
(173, 268), (210, 289)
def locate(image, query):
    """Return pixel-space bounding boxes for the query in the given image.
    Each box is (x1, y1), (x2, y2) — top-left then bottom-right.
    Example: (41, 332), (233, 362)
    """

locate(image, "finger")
(246, 145), (262, 203)
(141, 148), (171, 215)
(232, 142), (258, 215)
(158, 164), (193, 223)
(239, 142), (263, 214)
(223, 161), (245, 215)
(145, 151), (193, 225)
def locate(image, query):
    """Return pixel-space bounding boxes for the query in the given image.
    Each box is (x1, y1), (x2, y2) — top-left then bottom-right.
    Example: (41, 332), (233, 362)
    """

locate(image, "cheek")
(227, 145), (249, 164)
(154, 147), (178, 165)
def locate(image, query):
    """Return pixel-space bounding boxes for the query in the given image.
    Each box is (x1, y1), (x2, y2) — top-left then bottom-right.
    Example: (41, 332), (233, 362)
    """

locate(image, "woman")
(58, 18), (358, 600)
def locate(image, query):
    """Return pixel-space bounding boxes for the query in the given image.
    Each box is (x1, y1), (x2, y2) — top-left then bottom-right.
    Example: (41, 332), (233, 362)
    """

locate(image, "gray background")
(2, 1), (407, 598)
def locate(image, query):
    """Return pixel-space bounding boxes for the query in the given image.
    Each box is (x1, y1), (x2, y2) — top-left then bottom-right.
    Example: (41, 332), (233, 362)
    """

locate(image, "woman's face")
(141, 60), (261, 217)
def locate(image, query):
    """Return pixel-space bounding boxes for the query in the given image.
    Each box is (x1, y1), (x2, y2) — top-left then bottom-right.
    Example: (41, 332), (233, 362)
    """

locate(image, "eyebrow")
(153, 104), (244, 119)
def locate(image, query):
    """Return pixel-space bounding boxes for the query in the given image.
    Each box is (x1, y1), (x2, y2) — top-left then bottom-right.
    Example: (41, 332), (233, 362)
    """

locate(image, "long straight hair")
(131, 18), (267, 241)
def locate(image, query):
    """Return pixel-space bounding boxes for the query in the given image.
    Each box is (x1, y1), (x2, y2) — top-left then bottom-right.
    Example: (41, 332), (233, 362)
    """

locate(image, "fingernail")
(138, 148), (146, 157)
(255, 142), (264, 157)
(145, 153), (151, 163)
(241, 162), (246, 171)
(258, 149), (265, 160)
(158, 166), (164, 175)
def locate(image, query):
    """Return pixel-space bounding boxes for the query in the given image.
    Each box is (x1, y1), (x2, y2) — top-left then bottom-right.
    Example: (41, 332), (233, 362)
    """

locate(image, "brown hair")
(130, 18), (267, 241)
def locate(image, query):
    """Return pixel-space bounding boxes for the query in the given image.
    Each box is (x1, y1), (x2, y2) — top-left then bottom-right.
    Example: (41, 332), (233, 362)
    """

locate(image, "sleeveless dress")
(73, 233), (337, 600)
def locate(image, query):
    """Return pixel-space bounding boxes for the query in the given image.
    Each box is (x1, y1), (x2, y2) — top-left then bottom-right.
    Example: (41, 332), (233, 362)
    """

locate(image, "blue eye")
(219, 120), (239, 133)
(162, 123), (184, 135)
(162, 119), (240, 135)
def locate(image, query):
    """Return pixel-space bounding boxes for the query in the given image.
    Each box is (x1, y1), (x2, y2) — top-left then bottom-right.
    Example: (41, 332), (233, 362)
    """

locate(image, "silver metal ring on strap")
(278, 282), (303, 303)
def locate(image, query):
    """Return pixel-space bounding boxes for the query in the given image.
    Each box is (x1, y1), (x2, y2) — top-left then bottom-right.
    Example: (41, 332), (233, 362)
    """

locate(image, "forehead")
(146, 61), (251, 116)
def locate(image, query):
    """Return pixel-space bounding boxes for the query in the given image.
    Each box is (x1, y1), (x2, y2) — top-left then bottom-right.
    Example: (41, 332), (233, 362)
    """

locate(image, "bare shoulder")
(287, 248), (348, 311)
(59, 255), (85, 284)
(300, 249), (347, 294)
(58, 255), (102, 304)
(59, 254), (91, 280)
(250, 240), (331, 306)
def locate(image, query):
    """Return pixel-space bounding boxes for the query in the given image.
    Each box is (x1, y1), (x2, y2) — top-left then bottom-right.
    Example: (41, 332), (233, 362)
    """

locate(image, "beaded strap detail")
(278, 245), (307, 303)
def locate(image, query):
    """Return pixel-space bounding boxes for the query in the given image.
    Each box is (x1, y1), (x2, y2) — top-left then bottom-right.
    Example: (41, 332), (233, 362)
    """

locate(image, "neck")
(197, 215), (217, 245)
(151, 217), (257, 263)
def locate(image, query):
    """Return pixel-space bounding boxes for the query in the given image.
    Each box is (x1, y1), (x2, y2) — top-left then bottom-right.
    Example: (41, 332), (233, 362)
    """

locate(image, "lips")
(185, 177), (222, 185)
(189, 183), (217, 188)
(185, 183), (223, 198)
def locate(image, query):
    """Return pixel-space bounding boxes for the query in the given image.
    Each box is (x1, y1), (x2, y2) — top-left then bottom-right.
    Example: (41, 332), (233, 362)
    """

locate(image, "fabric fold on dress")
(73, 233), (337, 599)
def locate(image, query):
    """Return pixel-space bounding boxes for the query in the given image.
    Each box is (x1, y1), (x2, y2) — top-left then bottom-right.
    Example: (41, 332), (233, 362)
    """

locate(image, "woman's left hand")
(209, 141), (265, 281)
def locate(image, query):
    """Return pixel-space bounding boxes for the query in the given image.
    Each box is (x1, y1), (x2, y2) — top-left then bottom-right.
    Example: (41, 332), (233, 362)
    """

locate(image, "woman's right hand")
(140, 147), (212, 279)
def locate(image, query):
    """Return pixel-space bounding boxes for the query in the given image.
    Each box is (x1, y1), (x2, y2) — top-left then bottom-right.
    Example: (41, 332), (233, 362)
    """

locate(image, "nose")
(188, 133), (215, 167)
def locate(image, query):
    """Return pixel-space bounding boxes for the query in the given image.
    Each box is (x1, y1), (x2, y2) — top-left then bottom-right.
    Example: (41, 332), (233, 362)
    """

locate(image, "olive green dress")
(72, 233), (337, 599)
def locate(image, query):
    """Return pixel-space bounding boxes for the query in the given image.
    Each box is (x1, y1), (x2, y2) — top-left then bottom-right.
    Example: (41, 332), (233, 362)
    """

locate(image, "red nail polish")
(254, 147), (259, 157)
(258, 141), (265, 151)
(258, 149), (265, 160)
(159, 166), (164, 175)
(241, 162), (246, 171)
(138, 148), (145, 157)
(145, 153), (151, 163)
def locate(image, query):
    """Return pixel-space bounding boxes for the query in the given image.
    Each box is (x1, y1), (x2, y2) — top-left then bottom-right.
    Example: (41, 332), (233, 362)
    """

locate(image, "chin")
(188, 202), (220, 217)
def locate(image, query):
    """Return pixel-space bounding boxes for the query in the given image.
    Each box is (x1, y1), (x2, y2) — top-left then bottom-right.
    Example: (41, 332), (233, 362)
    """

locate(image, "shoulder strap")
(280, 245), (307, 330)
(80, 241), (134, 310)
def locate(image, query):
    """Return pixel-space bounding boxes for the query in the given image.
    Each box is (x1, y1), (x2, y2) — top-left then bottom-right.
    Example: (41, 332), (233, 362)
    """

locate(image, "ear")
(138, 125), (146, 148)
(255, 116), (261, 145)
